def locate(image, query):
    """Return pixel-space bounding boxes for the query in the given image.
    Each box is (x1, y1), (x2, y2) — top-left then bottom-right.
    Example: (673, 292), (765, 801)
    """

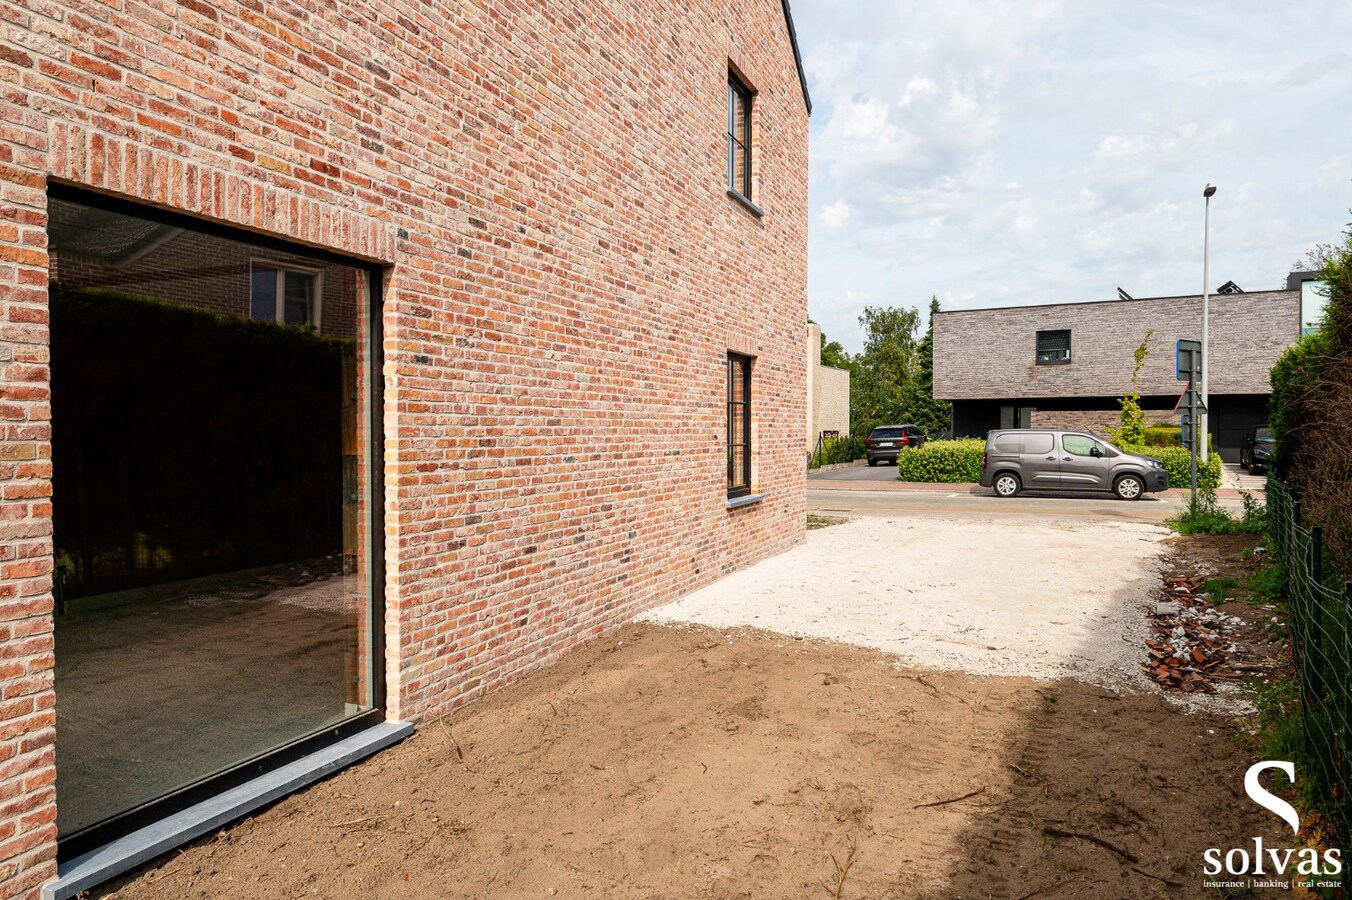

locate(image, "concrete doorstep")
(43, 721), (413, 900)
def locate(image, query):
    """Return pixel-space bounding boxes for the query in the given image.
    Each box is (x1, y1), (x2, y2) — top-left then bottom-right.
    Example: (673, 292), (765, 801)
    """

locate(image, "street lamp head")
(1203, 183), (1217, 198)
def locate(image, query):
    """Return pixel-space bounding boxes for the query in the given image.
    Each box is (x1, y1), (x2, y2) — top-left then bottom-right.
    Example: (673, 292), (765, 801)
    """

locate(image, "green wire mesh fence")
(1267, 477), (1352, 841)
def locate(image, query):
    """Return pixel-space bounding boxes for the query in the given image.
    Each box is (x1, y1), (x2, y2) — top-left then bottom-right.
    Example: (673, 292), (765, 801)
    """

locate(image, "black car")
(1240, 425), (1275, 473)
(865, 424), (926, 466)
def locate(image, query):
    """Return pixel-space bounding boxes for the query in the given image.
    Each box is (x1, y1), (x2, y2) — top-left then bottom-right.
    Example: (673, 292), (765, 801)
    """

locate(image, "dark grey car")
(979, 430), (1168, 500)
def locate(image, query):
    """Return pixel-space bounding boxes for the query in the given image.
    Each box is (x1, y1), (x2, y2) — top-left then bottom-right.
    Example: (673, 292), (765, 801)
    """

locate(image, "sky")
(790, 1), (1352, 354)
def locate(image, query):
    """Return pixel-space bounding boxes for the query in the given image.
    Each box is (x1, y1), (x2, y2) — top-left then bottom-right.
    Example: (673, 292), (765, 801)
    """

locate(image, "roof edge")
(933, 287), (1298, 317)
(780, 0), (812, 115)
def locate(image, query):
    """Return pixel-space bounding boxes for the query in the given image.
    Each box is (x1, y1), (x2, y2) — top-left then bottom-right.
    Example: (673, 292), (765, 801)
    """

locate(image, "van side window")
(993, 432), (1054, 454)
(1062, 434), (1104, 457)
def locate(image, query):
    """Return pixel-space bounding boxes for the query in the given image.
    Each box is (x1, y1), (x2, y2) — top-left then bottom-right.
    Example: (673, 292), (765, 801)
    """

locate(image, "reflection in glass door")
(48, 192), (380, 846)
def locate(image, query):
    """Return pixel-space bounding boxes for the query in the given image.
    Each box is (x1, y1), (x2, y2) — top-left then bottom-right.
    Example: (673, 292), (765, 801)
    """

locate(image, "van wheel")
(1114, 474), (1144, 500)
(993, 473), (1021, 497)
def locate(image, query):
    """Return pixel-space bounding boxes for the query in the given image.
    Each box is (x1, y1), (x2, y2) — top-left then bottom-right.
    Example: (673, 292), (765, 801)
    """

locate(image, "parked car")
(1240, 425), (1275, 473)
(865, 424), (926, 466)
(979, 429), (1168, 500)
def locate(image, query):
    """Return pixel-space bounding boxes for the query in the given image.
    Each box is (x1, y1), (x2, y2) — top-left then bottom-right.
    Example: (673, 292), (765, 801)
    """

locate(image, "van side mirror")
(1090, 446), (1102, 458)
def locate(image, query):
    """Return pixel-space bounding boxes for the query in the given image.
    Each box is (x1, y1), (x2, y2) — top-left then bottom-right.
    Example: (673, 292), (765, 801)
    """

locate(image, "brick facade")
(807, 325), (849, 439)
(1028, 409), (1123, 439)
(0, 0), (809, 893)
(933, 289), (1300, 401)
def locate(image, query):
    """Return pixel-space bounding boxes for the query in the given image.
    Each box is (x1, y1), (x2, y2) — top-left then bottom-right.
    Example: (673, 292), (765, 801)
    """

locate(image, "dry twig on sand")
(912, 787), (985, 809)
(1040, 826), (1138, 863)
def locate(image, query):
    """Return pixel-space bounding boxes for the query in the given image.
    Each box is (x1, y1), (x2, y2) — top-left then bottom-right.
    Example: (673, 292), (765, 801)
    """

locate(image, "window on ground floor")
(48, 187), (383, 857)
(727, 353), (752, 497)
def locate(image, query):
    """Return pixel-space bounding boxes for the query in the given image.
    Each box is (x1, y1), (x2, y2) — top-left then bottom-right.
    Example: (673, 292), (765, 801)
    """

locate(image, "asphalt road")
(808, 462), (1246, 522)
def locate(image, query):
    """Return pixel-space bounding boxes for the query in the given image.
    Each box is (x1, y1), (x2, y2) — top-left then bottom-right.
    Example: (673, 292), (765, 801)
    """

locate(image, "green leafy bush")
(895, 439), (985, 483)
(1141, 425), (1182, 447)
(1116, 443), (1222, 490)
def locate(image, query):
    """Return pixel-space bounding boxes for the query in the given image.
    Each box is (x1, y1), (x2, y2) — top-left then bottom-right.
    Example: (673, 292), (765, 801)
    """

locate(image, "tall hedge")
(1269, 233), (1352, 576)
(894, 438), (1219, 489)
(52, 286), (357, 598)
(895, 439), (985, 482)
(1115, 444), (1221, 490)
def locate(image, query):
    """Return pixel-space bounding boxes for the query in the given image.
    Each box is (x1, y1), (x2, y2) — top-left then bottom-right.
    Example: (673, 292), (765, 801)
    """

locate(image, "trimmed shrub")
(1117, 443), (1222, 490)
(895, 439), (985, 483)
(893, 437), (1222, 488)
(1142, 425), (1182, 447)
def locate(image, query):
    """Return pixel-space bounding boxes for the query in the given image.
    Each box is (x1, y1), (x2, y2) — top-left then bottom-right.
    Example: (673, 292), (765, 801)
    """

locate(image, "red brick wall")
(0, 0), (808, 892)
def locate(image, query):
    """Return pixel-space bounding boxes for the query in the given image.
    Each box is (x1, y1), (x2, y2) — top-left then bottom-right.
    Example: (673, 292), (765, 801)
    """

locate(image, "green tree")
(850, 305), (920, 435)
(898, 297), (952, 437)
(1107, 330), (1153, 446)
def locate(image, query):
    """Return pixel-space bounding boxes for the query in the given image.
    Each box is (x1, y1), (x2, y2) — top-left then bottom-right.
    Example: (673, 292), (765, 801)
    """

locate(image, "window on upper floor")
(251, 262), (321, 328)
(1035, 329), (1071, 364)
(727, 71), (754, 205)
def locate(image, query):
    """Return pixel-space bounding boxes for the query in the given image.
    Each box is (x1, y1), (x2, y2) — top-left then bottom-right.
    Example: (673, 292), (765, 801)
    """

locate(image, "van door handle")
(1045, 456), (1056, 460)
(1062, 457), (1072, 461)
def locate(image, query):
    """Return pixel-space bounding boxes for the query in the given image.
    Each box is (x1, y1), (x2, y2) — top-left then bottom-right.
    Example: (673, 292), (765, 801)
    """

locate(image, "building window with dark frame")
(1035, 329), (1071, 364)
(727, 353), (752, 498)
(251, 262), (321, 328)
(727, 71), (753, 202)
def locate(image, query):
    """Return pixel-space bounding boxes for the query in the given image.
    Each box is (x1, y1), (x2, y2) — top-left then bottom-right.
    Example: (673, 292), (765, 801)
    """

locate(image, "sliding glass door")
(48, 190), (382, 851)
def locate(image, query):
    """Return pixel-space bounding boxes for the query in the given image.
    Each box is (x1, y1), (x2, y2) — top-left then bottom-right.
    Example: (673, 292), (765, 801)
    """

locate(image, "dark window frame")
(47, 181), (388, 862)
(1035, 329), (1072, 365)
(727, 352), (752, 498)
(727, 71), (753, 203)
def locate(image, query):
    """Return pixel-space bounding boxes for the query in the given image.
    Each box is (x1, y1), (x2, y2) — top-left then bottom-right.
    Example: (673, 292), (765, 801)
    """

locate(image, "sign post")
(1176, 339), (1205, 509)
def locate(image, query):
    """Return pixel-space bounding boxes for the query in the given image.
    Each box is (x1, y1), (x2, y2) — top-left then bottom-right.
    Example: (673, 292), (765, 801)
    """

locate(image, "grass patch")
(807, 514), (848, 530)
(1165, 490), (1266, 535)
(1249, 560), (1288, 601)
(1204, 577), (1239, 603)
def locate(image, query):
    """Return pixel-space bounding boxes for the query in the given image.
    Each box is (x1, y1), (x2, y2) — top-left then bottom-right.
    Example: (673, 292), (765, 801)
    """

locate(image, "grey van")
(979, 430), (1168, 500)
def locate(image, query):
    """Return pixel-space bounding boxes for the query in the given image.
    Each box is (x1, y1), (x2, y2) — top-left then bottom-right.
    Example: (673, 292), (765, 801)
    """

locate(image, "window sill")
(726, 493), (763, 510)
(726, 189), (764, 218)
(1035, 359), (1072, 366)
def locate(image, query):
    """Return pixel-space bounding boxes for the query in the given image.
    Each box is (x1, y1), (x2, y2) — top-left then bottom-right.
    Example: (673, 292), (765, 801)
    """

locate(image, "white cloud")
(795, 0), (1352, 353)
(818, 200), (852, 231)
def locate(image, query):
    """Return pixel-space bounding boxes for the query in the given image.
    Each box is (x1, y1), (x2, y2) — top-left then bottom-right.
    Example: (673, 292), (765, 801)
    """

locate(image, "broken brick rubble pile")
(1142, 576), (1244, 693)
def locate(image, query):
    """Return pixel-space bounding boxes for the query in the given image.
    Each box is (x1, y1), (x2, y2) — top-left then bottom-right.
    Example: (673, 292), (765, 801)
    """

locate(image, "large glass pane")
(48, 195), (376, 838)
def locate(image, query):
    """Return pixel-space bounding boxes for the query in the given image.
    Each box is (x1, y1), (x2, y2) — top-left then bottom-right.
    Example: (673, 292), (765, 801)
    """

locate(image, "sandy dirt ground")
(98, 520), (1290, 899)
(643, 516), (1167, 688)
(98, 623), (1283, 900)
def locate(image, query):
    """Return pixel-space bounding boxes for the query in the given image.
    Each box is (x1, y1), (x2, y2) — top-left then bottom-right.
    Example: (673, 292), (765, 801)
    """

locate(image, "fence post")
(1310, 527), (1325, 703)
(1344, 581), (1352, 840)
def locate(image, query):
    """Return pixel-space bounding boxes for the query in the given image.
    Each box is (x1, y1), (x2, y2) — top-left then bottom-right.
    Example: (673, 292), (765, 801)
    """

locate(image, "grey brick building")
(932, 278), (1318, 461)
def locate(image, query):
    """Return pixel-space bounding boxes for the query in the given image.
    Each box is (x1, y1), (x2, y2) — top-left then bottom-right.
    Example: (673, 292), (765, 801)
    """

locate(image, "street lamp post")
(1200, 183), (1216, 463)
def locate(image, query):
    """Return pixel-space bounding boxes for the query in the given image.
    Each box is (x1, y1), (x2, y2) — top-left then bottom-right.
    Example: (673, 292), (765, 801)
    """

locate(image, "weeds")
(807, 514), (849, 530)
(823, 836), (857, 899)
(1249, 561), (1288, 602)
(1203, 577), (1238, 603)
(1165, 490), (1266, 535)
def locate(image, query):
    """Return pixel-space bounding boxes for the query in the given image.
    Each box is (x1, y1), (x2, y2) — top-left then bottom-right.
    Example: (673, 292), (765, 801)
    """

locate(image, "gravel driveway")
(641, 515), (1169, 687)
